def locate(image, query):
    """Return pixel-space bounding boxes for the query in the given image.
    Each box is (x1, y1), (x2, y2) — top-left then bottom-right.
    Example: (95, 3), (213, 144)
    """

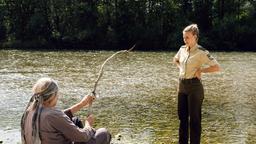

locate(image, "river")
(0, 50), (255, 143)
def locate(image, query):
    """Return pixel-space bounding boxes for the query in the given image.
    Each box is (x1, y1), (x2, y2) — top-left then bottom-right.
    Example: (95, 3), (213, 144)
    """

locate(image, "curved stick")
(91, 44), (136, 96)
(88, 44), (135, 114)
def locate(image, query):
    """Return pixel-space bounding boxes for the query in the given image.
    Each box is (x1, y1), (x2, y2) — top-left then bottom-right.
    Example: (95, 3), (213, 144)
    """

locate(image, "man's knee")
(95, 128), (111, 144)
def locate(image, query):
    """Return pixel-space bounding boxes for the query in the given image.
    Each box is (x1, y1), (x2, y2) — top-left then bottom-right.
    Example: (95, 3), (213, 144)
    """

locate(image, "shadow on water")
(0, 50), (255, 143)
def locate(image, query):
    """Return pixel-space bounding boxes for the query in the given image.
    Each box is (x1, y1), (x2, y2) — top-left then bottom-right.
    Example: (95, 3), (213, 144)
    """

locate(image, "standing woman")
(173, 24), (220, 144)
(21, 77), (111, 144)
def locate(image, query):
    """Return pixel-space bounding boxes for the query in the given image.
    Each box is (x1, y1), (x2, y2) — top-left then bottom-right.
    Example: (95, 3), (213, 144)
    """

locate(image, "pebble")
(115, 133), (122, 141)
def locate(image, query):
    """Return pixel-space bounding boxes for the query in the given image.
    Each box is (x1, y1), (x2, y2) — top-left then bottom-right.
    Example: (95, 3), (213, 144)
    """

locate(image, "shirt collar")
(186, 44), (198, 52)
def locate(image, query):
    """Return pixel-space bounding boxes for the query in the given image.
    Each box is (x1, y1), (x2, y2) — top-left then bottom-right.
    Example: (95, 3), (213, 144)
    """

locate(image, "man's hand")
(85, 114), (94, 127)
(80, 95), (96, 107)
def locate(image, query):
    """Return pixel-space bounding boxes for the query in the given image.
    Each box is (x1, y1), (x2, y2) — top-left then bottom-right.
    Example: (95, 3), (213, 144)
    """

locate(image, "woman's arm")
(173, 57), (181, 69)
(201, 64), (221, 73)
(195, 64), (221, 79)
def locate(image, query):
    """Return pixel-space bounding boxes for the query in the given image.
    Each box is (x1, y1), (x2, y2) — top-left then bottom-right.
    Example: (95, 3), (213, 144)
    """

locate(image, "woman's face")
(183, 31), (197, 48)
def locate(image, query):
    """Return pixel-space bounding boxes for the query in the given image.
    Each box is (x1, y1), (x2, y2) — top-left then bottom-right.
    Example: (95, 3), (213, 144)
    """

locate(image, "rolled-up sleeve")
(63, 109), (73, 120)
(200, 50), (219, 66)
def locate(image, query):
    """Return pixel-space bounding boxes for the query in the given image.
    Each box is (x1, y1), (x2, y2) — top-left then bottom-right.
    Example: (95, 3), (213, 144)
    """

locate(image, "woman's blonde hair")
(21, 77), (59, 144)
(183, 24), (199, 40)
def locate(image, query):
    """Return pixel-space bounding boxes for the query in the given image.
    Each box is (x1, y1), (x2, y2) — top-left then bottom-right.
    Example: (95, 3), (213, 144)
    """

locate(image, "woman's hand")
(195, 68), (202, 79)
(173, 57), (181, 69)
(195, 64), (221, 79)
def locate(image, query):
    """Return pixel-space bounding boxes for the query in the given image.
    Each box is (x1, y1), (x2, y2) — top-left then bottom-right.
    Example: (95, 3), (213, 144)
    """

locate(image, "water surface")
(0, 50), (255, 143)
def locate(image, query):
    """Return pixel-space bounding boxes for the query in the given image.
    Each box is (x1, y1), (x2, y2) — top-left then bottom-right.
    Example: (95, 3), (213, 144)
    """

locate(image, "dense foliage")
(0, 0), (255, 51)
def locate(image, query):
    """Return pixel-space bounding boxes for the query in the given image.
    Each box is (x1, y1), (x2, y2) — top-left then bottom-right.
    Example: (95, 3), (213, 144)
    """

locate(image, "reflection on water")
(0, 50), (255, 143)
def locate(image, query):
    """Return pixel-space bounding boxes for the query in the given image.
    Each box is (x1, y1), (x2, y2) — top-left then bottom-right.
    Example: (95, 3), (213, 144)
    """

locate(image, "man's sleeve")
(48, 110), (94, 142)
(63, 109), (73, 120)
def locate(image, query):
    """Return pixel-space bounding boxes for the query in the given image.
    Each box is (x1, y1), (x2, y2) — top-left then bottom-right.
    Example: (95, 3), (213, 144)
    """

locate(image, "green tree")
(5, 0), (51, 42)
(0, 0), (7, 42)
(193, 0), (213, 31)
(1, 0), (255, 51)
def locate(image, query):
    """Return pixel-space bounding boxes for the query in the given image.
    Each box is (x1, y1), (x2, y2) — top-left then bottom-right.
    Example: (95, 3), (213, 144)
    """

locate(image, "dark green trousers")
(178, 78), (204, 144)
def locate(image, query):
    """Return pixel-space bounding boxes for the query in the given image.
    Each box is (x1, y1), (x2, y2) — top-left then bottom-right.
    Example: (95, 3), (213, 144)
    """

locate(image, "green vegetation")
(0, 0), (255, 51)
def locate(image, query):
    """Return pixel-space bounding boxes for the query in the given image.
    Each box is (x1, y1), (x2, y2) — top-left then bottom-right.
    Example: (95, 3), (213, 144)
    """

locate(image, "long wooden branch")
(91, 44), (136, 97)
(87, 44), (135, 114)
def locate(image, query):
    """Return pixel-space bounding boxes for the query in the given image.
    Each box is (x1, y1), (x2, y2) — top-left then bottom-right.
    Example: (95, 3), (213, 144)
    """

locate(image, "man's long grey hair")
(21, 78), (59, 144)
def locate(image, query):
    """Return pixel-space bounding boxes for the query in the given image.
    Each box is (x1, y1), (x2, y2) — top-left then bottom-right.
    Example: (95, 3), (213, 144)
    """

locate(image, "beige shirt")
(174, 44), (219, 79)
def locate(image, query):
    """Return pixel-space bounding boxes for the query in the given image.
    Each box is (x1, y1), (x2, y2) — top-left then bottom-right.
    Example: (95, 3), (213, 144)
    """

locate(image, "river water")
(0, 50), (255, 144)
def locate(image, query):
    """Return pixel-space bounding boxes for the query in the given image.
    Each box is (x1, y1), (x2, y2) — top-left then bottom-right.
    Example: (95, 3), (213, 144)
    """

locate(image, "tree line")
(0, 0), (255, 51)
